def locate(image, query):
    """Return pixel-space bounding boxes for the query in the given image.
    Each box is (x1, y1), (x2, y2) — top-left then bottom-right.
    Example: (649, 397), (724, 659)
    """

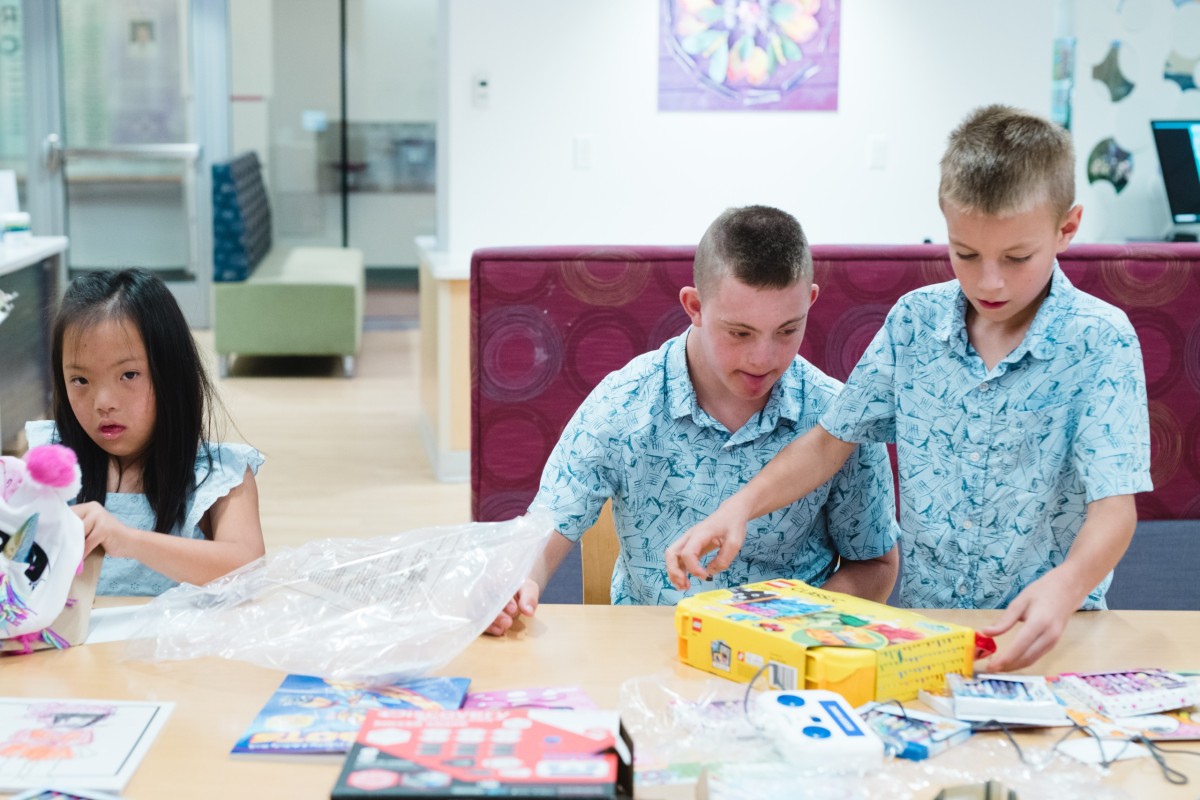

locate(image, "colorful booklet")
(1050, 669), (1200, 718)
(0, 698), (173, 794)
(462, 685), (597, 710)
(856, 701), (972, 760)
(944, 674), (1069, 726)
(231, 674), (470, 756)
(332, 708), (632, 799)
(1062, 702), (1200, 741)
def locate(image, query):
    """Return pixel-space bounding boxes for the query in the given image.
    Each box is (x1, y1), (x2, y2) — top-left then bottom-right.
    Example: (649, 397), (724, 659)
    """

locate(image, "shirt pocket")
(994, 403), (1076, 492)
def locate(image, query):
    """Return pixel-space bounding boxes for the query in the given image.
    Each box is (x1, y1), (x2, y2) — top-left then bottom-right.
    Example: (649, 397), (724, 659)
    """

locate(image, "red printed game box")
(330, 708), (633, 799)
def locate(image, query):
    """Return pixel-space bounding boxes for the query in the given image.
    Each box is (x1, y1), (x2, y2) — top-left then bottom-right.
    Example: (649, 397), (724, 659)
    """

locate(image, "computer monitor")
(1150, 120), (1200, 224)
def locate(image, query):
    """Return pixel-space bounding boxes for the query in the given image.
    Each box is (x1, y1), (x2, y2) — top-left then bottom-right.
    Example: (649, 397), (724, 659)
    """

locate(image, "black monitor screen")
(1151, 120), (1200, 224)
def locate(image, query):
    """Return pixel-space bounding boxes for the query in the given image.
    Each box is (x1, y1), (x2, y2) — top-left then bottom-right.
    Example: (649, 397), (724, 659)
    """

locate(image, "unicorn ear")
(24, 445), (81, 501)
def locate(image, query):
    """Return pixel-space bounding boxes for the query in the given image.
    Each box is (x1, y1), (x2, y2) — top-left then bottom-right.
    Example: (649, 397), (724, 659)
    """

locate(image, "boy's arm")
(485, 531), (574, 636)
(983, 493), (1137, 671)
(665, 425), (857, 590)
(821, 544), (899, 603)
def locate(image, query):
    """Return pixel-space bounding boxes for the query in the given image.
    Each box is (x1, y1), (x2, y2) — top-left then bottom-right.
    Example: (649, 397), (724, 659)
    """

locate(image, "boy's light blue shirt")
(534, 330), (899, 605)
(821, 265), (1152, 610)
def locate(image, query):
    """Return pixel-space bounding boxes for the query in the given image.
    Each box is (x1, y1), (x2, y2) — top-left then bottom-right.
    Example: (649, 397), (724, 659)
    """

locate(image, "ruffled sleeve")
(23, 420), (59, 449)
(183, 442), (265, 536)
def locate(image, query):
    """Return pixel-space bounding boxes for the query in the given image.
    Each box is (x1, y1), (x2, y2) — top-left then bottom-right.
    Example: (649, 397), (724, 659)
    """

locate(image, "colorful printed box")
(675, 579), (975, 706)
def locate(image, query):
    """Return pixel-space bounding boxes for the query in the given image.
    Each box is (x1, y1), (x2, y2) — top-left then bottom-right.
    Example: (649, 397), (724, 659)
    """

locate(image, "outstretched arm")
(664, 425), (858, 590)
(983, 493), (1137, 672)
(72, 467), (266, 586)
(485, 530), (575, 636)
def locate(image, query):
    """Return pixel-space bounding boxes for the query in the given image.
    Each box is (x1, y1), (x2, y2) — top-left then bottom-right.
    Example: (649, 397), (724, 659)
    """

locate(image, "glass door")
(0, 1), (25, 209)
(20, 0), (229, 326)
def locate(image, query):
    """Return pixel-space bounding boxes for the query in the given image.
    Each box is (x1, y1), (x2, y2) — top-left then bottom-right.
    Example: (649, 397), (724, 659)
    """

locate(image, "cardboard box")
(331, 708), (633, 798)
(676, 579), (975, 706)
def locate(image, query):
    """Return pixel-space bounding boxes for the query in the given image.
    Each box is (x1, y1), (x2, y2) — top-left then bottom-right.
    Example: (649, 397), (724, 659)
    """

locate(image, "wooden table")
(4, 606), (1199, 799)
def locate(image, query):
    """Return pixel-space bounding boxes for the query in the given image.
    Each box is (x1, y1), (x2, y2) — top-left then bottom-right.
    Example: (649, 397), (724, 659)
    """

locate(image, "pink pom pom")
(25, 445), (79, 489)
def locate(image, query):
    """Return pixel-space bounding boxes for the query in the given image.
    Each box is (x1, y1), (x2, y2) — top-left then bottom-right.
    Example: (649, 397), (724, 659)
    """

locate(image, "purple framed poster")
(659, 0), (840, 112)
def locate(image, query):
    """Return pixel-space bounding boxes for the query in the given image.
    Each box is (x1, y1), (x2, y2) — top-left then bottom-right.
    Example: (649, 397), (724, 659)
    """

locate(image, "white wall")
(439, 0), (1056, 262)
(347, 0), (438, 122)
(1069, 0), (1200, 241)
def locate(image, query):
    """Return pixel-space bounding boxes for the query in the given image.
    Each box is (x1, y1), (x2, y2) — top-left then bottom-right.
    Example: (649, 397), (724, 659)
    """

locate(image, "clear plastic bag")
(126, 510), (552, 683)
(618, 673), (1129, 799)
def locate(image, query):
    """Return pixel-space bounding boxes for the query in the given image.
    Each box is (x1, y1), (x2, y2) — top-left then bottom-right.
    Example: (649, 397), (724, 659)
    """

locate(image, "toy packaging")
(675, 579), (975, 705)
(856, 701), (972, 760)
(331, 708), (633, 798)
(1050, 668), (1200, 718)
(944, 674), (1068, 726)
(751, 690), (883, 771)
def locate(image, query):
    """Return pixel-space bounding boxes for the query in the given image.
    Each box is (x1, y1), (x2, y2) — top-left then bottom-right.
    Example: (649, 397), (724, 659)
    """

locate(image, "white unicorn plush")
(0, 444), (85, 649)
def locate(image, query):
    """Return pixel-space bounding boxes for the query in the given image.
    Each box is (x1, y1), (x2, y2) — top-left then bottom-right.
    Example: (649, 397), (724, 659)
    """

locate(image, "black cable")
(742, 662), (771, 721)
(968, 719), (1026, 764)
(1133, 735), (1198, 786)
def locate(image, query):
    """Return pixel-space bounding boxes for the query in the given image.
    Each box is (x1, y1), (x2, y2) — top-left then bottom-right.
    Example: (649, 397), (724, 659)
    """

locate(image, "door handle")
(43, 133), (63, 173)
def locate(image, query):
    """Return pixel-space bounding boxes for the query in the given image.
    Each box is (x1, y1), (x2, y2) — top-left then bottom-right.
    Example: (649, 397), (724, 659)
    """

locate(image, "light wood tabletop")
(4, 605), (1199, 799)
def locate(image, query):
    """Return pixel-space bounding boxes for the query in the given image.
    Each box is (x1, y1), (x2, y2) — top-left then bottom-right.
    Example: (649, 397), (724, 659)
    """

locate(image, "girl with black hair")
(25, 268), (265, 595)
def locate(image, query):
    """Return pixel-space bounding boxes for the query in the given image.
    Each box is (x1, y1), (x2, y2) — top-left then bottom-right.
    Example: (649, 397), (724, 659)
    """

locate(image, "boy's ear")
(1056, 204), (1083, 252)
(680, 286), (703, 325)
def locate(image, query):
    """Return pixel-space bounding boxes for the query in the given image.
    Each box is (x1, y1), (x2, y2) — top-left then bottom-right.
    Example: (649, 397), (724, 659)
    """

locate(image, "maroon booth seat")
(471, 244), (1200, 607)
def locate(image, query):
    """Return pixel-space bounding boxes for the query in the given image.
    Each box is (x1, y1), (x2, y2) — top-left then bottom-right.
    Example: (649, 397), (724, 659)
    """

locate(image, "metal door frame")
(22, 0), (230, 326)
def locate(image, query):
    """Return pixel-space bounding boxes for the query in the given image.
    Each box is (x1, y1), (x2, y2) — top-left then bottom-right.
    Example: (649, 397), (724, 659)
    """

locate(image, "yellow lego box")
(675, 579), (975, 706)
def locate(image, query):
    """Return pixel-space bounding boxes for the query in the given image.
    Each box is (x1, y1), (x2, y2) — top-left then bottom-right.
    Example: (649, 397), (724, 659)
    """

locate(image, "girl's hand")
(72, 502), (132, 558)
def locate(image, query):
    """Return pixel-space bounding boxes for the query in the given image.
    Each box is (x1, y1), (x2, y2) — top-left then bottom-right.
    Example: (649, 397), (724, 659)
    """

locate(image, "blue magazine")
(232, 674), (470, 756)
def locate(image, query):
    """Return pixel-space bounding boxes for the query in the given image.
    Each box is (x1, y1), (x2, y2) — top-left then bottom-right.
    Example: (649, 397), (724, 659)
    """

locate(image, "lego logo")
(692, 618), (702, 632)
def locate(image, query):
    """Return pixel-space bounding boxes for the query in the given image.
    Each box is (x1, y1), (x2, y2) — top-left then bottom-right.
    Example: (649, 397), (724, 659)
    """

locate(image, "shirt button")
(956, 583), (969, 596)
(979, 382), (990, 392)
(962, 519), (973, 530)
(969, 451), (981, 462)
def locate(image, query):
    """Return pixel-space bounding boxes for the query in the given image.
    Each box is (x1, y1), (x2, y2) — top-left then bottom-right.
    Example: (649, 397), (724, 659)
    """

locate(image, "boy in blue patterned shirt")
(667, 106), (1152, 671)
(487, 206), (900, 635)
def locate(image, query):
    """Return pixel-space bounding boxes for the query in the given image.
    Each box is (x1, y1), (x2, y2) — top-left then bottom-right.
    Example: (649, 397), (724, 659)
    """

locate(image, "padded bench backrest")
(212, 152), (273, 282)
(471, 243), (1200, 526)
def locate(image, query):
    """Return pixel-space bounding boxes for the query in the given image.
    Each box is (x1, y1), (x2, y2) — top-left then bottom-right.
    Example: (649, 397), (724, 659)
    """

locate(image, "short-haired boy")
(487, 206), (900, 635)
(666, 107), (1151, 671)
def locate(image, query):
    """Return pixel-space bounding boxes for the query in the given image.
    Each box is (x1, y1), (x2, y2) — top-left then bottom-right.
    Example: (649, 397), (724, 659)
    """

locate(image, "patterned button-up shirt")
(821, 266), (1152, 610)
(534, 330), (899, 605)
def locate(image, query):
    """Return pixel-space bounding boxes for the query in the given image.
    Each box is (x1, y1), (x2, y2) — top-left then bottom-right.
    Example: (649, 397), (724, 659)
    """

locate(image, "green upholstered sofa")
(211, 153), (364, 377)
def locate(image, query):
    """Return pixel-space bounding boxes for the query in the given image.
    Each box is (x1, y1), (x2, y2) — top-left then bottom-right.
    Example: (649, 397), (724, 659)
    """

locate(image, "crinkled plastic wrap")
(126, 510), (553, 683)
(698, 740), (1133, 800)
(618, 674), (1127, 799)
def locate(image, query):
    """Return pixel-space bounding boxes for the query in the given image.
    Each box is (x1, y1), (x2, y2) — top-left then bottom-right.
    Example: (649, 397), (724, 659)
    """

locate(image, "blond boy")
(666, 106), (1151, 671)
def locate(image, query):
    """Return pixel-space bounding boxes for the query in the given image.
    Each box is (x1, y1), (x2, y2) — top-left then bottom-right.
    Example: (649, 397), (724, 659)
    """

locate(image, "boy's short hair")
(939, 104), (1075, 220)
(694, 205), (812, 297)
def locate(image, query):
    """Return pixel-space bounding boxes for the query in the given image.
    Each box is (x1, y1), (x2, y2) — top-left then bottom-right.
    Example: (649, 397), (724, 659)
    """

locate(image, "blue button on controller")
(776, 694), (806, 707)
(803, 726), (832, 739)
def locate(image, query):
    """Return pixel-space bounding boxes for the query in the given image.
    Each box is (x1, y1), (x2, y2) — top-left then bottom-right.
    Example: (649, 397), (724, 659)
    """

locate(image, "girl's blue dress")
(26, 420), (264, 596)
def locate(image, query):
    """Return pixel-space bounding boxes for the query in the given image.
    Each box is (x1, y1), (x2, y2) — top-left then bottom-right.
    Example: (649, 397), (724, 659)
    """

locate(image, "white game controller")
(752, 690), (884, 771)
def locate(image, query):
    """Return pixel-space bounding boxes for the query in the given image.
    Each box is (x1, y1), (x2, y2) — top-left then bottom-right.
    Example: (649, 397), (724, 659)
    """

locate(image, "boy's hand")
(665, 504), (750, 590)
(71, 502), (129, 558)
(981, 570), (1084, 672)
(484, 579), (539, 637)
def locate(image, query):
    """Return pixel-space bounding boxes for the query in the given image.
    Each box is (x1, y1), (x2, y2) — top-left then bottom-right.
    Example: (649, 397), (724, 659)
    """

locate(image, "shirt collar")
(934, 261), (1074, 362)
(665, 328), (803, 432)
(1022, 263), (1074, 361)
